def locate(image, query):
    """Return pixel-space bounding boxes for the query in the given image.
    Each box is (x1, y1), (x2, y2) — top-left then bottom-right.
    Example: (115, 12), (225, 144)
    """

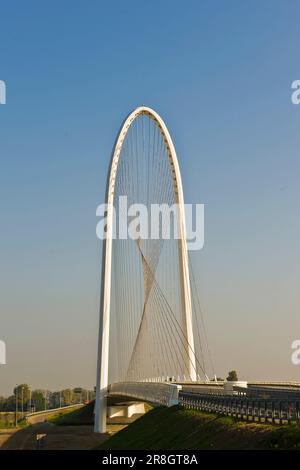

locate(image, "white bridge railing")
(108, 382), (182, 407)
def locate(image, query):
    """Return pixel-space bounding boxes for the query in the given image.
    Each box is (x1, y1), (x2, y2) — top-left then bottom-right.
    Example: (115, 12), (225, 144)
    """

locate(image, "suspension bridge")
(93, 106), (300, 433)
(94, 106), (214, 433)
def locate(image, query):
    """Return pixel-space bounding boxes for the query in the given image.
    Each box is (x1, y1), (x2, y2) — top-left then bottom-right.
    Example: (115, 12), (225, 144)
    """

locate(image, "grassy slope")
(48, 401), (94, 425)
(97, 406), (300, 450)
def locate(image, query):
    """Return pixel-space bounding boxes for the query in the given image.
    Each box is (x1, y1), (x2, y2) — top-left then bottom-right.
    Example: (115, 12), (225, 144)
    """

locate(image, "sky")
(0, 0), (299, 395)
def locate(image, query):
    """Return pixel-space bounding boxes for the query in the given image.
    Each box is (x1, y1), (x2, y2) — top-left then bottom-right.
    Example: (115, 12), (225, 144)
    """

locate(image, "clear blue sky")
(0, 0), (299, 394)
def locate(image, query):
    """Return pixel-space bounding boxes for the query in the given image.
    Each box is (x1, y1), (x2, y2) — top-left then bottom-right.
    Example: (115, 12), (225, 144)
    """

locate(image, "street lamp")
(29, 388), (32, 412)
(21, 386), (24, 419)
(15, 384), (18, 427)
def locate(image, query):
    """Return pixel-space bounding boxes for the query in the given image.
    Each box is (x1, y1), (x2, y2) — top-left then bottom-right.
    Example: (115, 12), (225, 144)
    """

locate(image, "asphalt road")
(0, 422), (122, 450)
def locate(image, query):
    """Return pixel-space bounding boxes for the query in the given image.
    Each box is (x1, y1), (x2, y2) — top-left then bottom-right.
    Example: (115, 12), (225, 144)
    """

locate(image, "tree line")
(0, 384), (95, 412)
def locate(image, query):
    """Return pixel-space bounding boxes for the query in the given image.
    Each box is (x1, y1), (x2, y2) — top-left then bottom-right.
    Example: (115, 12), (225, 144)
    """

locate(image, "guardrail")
(180, 392), (300, 424)
(108, 382), (181, 407)
(249, 381), (300, 388)
(26, 403), (83, 418)
(26, 404), (84, 424)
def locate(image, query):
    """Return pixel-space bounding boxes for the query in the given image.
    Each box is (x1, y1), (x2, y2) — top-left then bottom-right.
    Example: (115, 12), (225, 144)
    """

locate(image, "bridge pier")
(108, 402), (145, 418)
(94, 388), (107, 433)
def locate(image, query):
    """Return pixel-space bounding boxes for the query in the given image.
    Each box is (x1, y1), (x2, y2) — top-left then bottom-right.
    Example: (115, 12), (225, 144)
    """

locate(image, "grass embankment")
(48, 402), (94, 426)
(0, 412), (27, 429)
(0, 413), (16, 428)
(97, 406), (300, 450)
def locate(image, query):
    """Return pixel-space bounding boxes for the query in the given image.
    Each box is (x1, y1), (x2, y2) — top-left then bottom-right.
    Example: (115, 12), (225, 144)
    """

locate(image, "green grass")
(48, 402), (94, 426)
(44, 401), (300, 449)
(0, 412), (27, 429)
(97, 406), (300, 450)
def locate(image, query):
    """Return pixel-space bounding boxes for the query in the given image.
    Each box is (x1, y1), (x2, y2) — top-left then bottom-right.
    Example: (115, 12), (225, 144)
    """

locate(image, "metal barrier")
(26, 404), (84, 424)
(180, 392), (300, 424)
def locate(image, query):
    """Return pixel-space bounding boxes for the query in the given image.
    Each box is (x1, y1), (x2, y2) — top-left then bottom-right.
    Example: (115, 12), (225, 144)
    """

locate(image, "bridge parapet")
(108, 382), (182, 407)
(26, 404), (84, 424)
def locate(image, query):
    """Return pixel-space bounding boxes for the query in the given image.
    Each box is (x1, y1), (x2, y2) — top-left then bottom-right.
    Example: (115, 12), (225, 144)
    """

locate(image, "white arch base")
(94, 106), (196, 433)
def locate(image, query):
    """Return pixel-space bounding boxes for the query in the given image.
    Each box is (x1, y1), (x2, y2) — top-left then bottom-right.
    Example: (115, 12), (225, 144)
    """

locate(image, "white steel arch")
(94, 106), (196, 433)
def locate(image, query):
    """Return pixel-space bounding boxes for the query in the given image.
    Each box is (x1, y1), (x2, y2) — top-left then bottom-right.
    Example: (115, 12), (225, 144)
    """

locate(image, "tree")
(0, 395), (15, 411)
(226, 370), (238, 381)
(62, 389), (73, 405)
(13, 384), (30, 410)
(50, 391), (61, 408)
(31, 390), (45, 411)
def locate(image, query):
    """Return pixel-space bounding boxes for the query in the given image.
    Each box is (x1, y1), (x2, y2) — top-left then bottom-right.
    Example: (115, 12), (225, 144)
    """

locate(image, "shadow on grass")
(97, 405), (300, 450)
